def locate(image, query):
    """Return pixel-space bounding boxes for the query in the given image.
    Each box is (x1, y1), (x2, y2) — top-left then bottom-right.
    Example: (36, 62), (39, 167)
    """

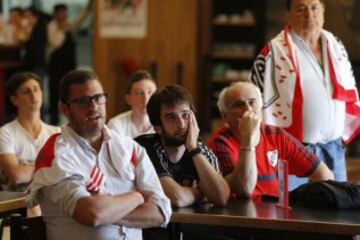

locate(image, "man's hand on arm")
(0, 154), (34, 187)
(117, 201), (165, 228)
(231, 111), (261, 197)
(160, 176), (200, 207)
(73, 191), (144, 227)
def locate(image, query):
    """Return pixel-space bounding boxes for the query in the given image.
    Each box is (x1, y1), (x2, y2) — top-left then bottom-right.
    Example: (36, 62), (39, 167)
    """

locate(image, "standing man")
(27, 69), (171, 240)
(23, 7), (48, 79)
(47, 1), (93, 124)
(108, 70), (157, 138)
(249, 0), (360, 189)
(135, 85), (230, 207)
(208, 82), (334, 198)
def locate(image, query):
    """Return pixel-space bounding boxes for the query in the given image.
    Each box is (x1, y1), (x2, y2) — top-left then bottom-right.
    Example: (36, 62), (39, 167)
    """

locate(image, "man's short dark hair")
(10, 7), (23, 15)
(286, 0), (324, 11)
(25, 7), (40, 17)
(6, 72), (41, 97)
(127, 70), (155, 94)
(59, 69), (99, 103)
(147, 84), (196, 127)
(54, 4), (67, 13)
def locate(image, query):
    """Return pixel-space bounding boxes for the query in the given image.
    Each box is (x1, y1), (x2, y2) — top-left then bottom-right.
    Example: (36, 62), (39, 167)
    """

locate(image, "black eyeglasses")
(67, 93), (109, 107)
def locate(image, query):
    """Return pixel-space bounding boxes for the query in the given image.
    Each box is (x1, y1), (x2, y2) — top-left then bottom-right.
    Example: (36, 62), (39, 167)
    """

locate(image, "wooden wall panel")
(94, 1), (151, 120)
(93, 0), (201, 121)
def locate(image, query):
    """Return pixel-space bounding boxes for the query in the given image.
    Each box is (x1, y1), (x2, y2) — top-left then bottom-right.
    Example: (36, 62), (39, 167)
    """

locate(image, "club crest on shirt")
(267, 150), (278, 167)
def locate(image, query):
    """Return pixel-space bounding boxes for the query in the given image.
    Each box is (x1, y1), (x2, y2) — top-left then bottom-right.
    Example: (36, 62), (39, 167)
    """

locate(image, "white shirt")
(27, 125), (171, 240)
(291, 32), (345, 144)
(47, 4), (91, 56)
(108, 110), (155, 138)
(0, 119), (60, 190)
(47, 20), (66, 55)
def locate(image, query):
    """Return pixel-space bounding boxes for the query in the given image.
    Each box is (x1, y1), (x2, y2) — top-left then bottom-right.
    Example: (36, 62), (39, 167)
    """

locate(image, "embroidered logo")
(86, 165), (106, 193)
(267, 150), (278, 167)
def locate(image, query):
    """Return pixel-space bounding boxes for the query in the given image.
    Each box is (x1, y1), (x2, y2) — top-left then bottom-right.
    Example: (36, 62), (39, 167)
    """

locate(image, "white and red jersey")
(27, 125), (171, 240)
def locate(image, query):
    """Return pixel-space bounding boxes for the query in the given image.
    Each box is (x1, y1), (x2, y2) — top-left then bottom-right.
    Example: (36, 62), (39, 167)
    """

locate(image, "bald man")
(208, 82), (333, 198)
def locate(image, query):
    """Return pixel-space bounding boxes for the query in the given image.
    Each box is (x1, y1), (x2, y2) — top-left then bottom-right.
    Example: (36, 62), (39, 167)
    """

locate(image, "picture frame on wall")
(98, 0), (148, 38)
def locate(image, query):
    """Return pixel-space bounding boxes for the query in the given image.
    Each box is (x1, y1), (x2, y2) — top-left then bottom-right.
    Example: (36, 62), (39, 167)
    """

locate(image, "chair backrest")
(2, 214), (46, 240)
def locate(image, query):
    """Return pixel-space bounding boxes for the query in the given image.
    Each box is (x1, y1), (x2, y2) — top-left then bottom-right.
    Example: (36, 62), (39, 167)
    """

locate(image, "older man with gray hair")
(208, 82), (333, 198)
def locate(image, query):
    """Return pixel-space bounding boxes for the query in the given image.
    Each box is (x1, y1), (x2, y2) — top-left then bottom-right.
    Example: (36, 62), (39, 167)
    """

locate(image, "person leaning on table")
(136, 84), (230, 207)
(26, 69), (171, 240)
(208, 82), (334, 198)
(135, 85), (230, 240)
(0, 72), (60, 216)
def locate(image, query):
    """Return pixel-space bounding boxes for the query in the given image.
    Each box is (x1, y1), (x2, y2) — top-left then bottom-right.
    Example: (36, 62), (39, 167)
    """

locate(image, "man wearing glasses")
(27, 69), (171, 240)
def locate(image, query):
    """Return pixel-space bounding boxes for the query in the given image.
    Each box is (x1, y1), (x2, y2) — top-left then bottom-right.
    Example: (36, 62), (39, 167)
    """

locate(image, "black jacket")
(290, 180), (360, 209)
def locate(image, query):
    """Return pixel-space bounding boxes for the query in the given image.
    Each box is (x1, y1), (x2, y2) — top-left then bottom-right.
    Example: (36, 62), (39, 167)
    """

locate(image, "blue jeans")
(288, 138), (347, 191)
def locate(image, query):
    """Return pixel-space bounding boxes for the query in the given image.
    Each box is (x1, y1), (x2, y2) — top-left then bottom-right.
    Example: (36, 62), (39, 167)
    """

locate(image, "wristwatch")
(240, 146), (256, 151)
(189, 147), (202, 158)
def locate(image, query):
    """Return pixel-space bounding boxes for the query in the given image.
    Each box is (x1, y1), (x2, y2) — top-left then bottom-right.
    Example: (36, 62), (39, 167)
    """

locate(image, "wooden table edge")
(0, 197), (26, 213)
(171, 212), (360, 235)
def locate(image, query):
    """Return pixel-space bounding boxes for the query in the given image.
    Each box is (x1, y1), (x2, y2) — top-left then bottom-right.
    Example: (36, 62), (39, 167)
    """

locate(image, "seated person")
(208, 82), (334, 198)
(108, 70), (157, 138)
(0, 72), (60, 192)
(136, 84), (230, 207)
(26, 69), (171, 240)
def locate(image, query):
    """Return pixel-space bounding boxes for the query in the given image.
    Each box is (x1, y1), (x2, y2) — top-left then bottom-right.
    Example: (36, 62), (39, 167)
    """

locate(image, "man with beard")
(27, 69), (171, 240)
(135, 85), (229, 207)
(135, 84), (229, 240)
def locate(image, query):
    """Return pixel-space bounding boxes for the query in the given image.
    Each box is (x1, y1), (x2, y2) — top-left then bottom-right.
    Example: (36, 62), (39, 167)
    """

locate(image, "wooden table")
(0, 191), (26, 216)
(171, 199), (360, 240)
